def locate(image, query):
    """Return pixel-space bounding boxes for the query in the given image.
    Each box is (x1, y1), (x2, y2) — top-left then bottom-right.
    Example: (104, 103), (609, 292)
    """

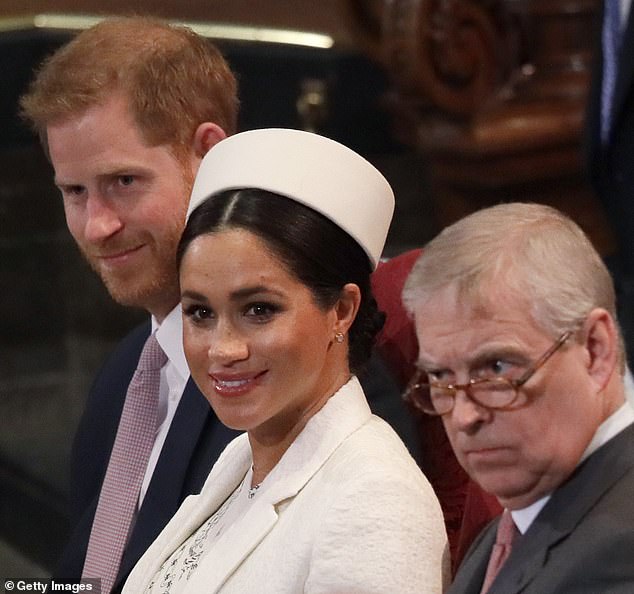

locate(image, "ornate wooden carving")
(380, 0), (615, 255)
(383, 0), (519, 115)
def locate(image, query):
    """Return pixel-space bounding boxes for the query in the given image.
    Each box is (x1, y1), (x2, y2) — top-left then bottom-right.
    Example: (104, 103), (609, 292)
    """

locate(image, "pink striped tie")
(480, 510), (519, 594)
(82, 332), (166, 593)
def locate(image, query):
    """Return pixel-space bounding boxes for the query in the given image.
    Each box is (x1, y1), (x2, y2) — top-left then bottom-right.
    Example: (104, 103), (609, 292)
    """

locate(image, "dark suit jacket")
(448, 422), (634, 594)
(54, 321), (412, 593)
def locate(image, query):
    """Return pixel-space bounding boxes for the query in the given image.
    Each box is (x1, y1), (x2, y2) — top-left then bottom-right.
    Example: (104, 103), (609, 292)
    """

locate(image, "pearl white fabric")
(186, 128), (394, 269)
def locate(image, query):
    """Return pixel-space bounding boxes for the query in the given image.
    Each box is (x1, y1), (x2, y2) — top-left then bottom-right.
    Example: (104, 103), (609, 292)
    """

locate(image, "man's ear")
(583, 308), (619, 391)
(192, 122), (226, 158)
(333, 283), (362, 336)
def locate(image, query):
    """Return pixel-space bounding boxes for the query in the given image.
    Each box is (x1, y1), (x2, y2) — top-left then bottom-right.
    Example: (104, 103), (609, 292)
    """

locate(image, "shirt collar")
(511, 494), (549, 534)
(152, 305), (190, 380)
(580, 398), (634, 463)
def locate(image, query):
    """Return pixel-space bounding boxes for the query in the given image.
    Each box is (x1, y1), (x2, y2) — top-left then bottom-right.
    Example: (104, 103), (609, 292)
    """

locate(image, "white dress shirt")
(138, 305), (190, 507)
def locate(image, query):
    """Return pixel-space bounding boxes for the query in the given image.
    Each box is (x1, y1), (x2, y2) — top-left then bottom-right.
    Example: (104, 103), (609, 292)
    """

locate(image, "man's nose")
(84, 194), (123, 243)
(448, 388), (490, 432)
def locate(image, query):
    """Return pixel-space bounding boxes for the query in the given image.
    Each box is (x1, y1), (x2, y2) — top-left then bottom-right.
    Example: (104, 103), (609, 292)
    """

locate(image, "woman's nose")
(207, 323), (249, 364)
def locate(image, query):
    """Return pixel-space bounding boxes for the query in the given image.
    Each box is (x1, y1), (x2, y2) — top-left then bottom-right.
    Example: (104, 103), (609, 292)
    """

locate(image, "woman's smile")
(209, 370), (269, 396)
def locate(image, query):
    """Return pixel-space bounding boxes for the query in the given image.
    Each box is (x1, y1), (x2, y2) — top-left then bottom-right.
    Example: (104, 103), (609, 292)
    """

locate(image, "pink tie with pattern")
(480, 509), (519, 594)
(82, 332), (166, 593)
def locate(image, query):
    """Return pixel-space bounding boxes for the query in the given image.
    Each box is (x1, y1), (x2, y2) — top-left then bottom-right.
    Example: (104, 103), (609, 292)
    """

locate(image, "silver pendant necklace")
(248, 464), (262, 499)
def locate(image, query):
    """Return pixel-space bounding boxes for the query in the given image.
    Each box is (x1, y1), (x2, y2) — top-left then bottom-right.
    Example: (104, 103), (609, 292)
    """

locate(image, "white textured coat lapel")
(265, 376), (372, 504)
(188, 377), (373, 592)
(124, 377), (372, 593)
(123, 435), (252, 591)
(185, 490), (278, 593)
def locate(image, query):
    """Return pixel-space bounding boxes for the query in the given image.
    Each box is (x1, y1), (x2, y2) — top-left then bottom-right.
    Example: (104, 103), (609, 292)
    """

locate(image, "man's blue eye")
(486, 360), (514, 377)
(427, 370), (448, 382)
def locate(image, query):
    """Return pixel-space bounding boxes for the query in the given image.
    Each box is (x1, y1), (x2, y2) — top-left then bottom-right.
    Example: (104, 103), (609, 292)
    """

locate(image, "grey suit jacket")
(448, 422), (634, 594)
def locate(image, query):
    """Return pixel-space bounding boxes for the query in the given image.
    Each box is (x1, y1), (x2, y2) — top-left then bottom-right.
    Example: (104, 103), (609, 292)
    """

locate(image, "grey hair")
(402, 202), (624, 366)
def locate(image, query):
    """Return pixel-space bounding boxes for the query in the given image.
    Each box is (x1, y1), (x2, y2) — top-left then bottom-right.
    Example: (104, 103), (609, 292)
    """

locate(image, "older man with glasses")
(402, 202), (634, 594)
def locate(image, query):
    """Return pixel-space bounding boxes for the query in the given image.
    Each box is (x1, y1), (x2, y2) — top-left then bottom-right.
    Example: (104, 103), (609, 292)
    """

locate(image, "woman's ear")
(192, 122), (226, 158)
(333, 283), (362, 336)
(582, 308), (619, 391)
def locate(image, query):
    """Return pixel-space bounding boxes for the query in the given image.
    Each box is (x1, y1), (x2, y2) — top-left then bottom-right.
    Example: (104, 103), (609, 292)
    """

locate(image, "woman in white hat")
(123, 129), (448, 594)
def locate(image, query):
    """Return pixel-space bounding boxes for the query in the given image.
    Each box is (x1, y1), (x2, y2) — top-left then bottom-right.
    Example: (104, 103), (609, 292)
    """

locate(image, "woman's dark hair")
(177, 189), (385, 373)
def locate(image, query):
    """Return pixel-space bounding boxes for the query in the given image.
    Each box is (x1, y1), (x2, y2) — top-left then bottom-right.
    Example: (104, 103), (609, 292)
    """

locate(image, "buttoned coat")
(447, 423), (634, 594)
(123, 378), (450, 594)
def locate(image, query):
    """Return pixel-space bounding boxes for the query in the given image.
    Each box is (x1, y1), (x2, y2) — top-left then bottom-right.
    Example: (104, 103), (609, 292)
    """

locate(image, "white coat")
(123, 377), (449, 593)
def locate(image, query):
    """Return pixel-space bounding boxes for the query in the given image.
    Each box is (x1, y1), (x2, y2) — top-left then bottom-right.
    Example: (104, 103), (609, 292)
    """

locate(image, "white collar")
(580, 399), (634, 463)
(511, 495), (549, 535)
(152, 305), (189, 379)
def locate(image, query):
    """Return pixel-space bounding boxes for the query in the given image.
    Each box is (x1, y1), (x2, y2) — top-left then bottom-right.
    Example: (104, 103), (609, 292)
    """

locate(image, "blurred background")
(0, 0), (612, 575)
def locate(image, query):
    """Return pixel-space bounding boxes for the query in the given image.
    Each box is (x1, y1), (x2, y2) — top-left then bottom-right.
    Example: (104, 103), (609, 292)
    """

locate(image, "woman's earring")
(335, 332), (345, 343)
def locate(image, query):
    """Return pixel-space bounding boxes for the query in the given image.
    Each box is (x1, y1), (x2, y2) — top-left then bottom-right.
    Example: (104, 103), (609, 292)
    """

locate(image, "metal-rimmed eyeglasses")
(403, 330), (573, 415)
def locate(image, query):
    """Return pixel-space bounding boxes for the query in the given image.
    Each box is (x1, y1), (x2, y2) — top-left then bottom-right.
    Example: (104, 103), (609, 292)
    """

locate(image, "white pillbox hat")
(187, 128), (394, 268)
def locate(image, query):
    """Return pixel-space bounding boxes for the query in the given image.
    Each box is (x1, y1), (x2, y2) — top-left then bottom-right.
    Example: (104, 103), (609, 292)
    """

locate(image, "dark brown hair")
(178, 189), (385, 373)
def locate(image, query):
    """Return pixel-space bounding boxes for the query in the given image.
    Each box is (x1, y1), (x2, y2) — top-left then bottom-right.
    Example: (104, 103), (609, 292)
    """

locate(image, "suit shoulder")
(322, 416), (437, 501)
(99, 322), (150, 370)
(88, 322), (150, 392)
